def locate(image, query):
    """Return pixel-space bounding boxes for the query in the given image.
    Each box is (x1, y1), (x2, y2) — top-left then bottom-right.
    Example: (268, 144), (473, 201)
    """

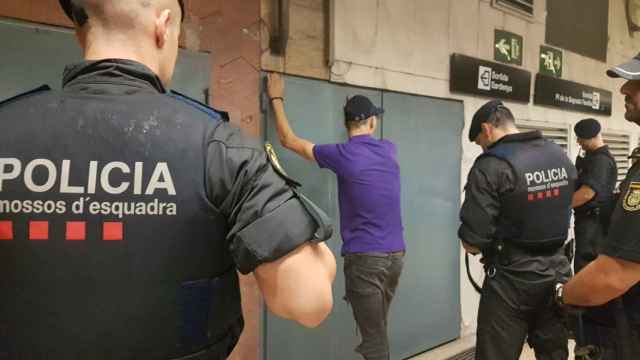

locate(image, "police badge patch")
(623, 182), (640, 212)
(264, 143), (334, 242)
(264, 142), (301, 188)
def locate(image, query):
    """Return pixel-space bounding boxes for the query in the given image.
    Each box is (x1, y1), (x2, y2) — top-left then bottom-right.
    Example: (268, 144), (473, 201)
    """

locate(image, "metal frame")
(492, 0), (535, 18)
(515, 119), (572, 157)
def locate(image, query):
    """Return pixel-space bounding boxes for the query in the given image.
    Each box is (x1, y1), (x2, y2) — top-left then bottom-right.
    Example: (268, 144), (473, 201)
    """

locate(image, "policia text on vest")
(0, 159), (177, 219)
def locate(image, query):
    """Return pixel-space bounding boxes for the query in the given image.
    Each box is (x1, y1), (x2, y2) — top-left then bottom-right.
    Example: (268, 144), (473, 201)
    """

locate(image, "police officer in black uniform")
(558, 54), (640, 359)
(0, 1), (336, 359)
(460, 100), (577, 360)
(571, 119), (618, 358)
(573, 118), (617, 272)
(630, 147), (640, 166)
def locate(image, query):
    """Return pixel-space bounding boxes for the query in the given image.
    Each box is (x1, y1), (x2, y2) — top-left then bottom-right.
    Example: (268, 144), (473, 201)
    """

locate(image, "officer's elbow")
(291, 292), (334, 328)
(263, 279), (334, 328)
(255, 242), (336, 328)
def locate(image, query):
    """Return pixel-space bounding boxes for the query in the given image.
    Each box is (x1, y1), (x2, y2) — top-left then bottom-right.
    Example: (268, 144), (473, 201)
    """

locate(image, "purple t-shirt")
(313, 135), (405, 255)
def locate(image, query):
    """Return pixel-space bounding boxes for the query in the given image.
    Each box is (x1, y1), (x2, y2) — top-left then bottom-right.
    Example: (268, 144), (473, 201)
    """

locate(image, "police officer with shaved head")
(571, 118), (618, 358)
(459, 100), (577, 359)
(0, 1), (337, 359)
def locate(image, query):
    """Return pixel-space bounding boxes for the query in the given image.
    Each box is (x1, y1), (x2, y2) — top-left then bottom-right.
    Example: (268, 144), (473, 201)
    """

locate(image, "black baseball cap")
(468, 100), (505, 142)
(344, 95), (384, 122)
(59, 0), (185, 25)
(607, 53), (640, 80)
(574, 118), (601, 139)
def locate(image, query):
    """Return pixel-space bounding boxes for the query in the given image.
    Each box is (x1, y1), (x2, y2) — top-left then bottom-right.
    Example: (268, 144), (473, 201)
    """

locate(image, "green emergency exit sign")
(540, 45), (563, 78)
(494, 29), (523, 66)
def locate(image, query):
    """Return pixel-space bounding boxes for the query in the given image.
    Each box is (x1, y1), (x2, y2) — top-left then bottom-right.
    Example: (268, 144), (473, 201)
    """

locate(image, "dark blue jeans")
(343, 252), (404, 360)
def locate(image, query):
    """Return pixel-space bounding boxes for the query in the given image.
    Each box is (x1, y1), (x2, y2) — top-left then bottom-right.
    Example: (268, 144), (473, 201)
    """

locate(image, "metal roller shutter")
(602, 132), (630, 185)
(517, 123), (570, 153)
(494, 0), (534, 16)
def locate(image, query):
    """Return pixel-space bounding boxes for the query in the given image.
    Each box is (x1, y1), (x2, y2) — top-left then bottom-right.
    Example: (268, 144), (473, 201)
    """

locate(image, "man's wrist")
(555, 283), (565, 306)
(270, 97), (284, 103)
(554, 282), (584, 314)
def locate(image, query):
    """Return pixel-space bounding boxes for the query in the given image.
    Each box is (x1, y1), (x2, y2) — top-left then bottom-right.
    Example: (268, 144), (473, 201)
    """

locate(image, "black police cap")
(574, 118), (601, 139)
(468, 99), (503, 142)
(344, 95), (384, 122)
(607, 53), (640, 80)
(59, 0), (185, 25)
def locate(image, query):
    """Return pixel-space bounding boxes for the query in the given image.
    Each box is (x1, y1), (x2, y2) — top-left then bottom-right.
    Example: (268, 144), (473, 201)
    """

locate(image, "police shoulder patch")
(168, 90), (230, 122)
(623, 182), (640, 212)
(0, 85), (51, 108)
(265, 142), (301, 188)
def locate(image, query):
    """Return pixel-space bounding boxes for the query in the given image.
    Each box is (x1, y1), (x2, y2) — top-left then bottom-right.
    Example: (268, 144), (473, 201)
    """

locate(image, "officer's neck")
(586, 142), (606, 153)
(83, 36), (161, 79)
(489, 127), (520, 145)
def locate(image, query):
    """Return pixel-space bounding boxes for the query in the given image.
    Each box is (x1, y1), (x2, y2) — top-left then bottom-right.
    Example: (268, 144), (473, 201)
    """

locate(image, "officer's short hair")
(469, 100), (517, 141)
(486, 105), (515, 128)
(59, 0), (185, 28)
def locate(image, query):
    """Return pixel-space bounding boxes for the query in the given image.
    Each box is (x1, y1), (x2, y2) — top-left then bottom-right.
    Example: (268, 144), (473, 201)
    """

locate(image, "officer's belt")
(509, 241), (564, 255)
(574, 207), (600, 217)
(492, 240), (564, 263)
(169, 335), (235, 360)
(173, 267), (242, 360)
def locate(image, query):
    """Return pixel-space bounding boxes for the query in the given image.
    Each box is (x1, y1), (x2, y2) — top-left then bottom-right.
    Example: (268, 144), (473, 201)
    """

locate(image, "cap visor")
(374, 107), (384, 116)
(59, 0), (74, 21)
(607, 59), (640, 80)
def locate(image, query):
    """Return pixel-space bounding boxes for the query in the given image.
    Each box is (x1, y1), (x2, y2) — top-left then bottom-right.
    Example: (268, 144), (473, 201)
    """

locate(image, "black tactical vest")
(575, 145), (617, 213)
(0, 62), (242, 359)
(483, 132), (577, 250)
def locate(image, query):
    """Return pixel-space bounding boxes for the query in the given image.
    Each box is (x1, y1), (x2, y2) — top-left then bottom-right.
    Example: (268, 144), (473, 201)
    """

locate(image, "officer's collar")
(62, 59), (166, 94)
(488, 130), (542, 149)
(587, 144), (610, 155)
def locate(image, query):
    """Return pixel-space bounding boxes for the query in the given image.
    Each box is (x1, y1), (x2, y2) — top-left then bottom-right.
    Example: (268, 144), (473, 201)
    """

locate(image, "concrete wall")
(0, 1), (262, 359)
(261, 0), (330, 79)
(266, 0), (640, 340)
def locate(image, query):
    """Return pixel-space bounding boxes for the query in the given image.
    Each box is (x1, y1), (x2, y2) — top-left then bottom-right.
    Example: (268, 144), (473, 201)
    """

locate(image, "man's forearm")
(271, 99), (298, 147)
(270, 99), (316, 161)
(572, 185), (596, 208)
(564, 255), (634, 306)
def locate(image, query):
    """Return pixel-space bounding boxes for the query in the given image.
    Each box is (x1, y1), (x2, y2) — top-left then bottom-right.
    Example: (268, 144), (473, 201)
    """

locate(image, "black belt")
(575, 207), (600, 217)
(345, 251), (405, 258)
(169, 319), (242, 360)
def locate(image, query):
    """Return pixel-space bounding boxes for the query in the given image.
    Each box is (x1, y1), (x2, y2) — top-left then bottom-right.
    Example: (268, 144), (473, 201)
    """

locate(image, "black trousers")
(476, 255), (570, 360)
(574, 214), (605, 273)
(574, 214), (619, 357)
(344, 252), (404, 360)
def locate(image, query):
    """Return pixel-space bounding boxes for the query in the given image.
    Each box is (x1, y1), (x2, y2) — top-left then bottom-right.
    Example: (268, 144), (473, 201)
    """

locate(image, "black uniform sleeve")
(580, 154), (614, 196)
(205, 123), (317, 274)
(602, 179), (640, 263)
(458, 156), (516, 250)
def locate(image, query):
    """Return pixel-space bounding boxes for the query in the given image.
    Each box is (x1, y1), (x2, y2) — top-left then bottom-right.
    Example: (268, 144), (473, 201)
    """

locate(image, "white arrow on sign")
(496, 39), (511, 61)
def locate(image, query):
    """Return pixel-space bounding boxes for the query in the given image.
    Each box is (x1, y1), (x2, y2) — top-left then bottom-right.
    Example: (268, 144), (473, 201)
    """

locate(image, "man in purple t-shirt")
(268, 73), (405, 360)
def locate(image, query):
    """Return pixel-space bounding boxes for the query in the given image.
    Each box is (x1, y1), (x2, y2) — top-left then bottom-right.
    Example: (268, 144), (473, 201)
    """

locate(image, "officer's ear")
(155, 9), (172, 49)
(480, 122), (493, 138)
